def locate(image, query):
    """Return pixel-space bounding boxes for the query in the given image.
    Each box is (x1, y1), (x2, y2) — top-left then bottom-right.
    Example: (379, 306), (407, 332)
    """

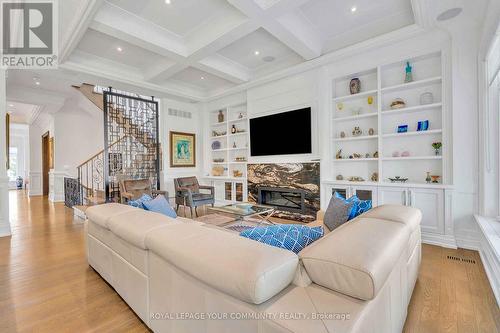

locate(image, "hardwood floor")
(1, 191), (498, 332)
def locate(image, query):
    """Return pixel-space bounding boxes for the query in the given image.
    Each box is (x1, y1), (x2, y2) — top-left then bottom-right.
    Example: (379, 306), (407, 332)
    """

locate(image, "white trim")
(474, 215), (500, 306)
(421, 232), (457, 249)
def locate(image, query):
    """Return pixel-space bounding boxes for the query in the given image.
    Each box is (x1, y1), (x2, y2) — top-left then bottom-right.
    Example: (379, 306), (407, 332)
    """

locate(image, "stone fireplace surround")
(247, 163), (320, 223)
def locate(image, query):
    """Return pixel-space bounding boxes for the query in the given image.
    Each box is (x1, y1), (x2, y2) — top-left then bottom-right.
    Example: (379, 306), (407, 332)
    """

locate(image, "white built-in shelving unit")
(208, 103), (249, 181)
(331, 51), (447, 186)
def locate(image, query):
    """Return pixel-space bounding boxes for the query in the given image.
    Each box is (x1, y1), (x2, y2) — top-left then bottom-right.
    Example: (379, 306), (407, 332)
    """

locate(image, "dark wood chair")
(174, 177), (215, 217)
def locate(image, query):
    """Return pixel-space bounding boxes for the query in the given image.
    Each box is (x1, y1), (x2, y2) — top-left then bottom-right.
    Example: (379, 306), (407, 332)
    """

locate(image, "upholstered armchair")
(174, 177), (215, 217)
(118, 177), (168, 204)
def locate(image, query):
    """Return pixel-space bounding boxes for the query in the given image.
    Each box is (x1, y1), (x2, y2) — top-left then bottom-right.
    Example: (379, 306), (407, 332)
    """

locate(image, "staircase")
(69, 84), (161, 216)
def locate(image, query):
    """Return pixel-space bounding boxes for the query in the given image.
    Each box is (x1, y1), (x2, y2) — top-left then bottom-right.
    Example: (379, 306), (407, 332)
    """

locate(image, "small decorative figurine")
(353, 153), (362, 159)
(365, 153), (371, 158)
(391, 98), (406, 109)
(368, 128), (375, 136)
(420, 92), (434, 105)
(231, 124), (237, 134)
(401, 151), (410, 157)
(238, 112), (244, 119)
(336, 149), (343, 159)
(392, 151), (400, 157)
(337, 102), (344, 111)
(350, 78), (361, 94)
(233, 142), (237, 148)
(348, 176), (365, 182)
(404, 61), (413, 83)
(389, 176), (409, 183)
(417, 120), (429, 131)
(367, 96), (374, 105)
(426, 172), (432, 184)
(218, 110), (224, 123)
(432, 142), (442, 156)
(340, 131), (346, 138)
(371, 172), (379, 182)
(212, 141), (221, 150)
(352, 127), (362, 136)
(431, 175), (440, 183)
(336, 174), (344, 180)
(373, 151), (379, 158)
(398, 125), (408, 133)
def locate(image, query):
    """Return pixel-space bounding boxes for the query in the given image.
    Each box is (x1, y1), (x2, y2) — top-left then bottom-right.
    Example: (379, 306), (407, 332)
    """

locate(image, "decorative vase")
(350, 78), (361, 94)
(404, 61), (413, 83)
(434, 148), (441, 156)
(420, 92), (434, 105)
(425, 172), (431, 184)
(231, 125), (236, 134)
(218, 110), (224, 123)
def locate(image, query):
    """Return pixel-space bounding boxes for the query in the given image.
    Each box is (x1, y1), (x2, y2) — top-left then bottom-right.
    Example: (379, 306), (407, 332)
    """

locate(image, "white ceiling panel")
(217, 28), (302, 71)
(169, 67), (235, 92)
(77, 29), (171, 71)
(106, 0), (236, 37)
(7, 102), (38, 124)
(299, 0), (414, 40)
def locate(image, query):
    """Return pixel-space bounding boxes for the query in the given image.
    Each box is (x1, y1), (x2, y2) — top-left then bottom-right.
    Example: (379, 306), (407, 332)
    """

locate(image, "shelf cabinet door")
(330, 186), (351, 199)
(224, 182), (233, 201)
(235, 182), (244, 202)
(377, 187), (407, 206)
(409, 188), (444, 234)
(351, 186), (378, 207)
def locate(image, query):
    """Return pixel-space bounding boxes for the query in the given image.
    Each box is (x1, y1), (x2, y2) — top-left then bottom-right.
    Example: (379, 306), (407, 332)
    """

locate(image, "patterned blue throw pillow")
(128, 194), (153, 208)
(240, 224), (324, 254)
(334, 192), (372, 220)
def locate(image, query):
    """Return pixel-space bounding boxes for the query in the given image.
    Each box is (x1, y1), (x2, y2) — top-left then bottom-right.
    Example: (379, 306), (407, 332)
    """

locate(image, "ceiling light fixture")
(436, 7), (462, 21)
(165, 0), (171, 4)
(8, 104), (14, 107)
(254, 50), (260, 55)
(117, 46), (123, 52)
(351, 6), (357, 13)
(200, 76), (205, 80)
(35, 81), (40, 85)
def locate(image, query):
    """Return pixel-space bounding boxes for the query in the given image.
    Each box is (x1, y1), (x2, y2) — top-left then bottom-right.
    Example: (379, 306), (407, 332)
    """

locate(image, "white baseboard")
(421, 232), (457, 249)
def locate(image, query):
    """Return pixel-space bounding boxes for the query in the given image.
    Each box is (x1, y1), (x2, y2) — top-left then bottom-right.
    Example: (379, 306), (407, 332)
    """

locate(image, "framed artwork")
(170, 131), (196, 168)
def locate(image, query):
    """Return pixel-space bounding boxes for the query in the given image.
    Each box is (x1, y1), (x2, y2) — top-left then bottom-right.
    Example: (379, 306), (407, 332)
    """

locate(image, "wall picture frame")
(170, 131), (196, 168)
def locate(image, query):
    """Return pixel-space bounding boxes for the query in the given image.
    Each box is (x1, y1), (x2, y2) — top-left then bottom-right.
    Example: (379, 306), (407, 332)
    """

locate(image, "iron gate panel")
(103, 89), (160, 202)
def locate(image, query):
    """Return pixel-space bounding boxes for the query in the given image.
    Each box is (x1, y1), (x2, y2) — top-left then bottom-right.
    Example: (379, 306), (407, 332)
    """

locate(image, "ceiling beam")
(196, 55), (250, 84)
(227, 0), (323, 60)
(59, 0), (104, 62)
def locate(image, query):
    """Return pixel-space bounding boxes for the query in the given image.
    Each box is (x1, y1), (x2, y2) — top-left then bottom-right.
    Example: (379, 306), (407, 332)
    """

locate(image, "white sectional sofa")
(85, 203), (422, 333)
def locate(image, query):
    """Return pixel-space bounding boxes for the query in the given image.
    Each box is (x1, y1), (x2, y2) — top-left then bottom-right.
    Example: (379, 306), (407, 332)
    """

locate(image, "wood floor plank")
(1, 191), (499, 332)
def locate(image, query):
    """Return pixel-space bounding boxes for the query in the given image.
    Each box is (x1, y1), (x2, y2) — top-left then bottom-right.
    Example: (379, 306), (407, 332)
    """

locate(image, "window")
(7, 147), (18, 181)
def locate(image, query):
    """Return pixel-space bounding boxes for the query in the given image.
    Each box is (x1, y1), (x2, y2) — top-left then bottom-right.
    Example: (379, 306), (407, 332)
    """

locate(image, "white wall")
(0, 69), (10, 236)
(160, 98), (202, 197)
(8, 124), (29, 189)
(53, 103), (104, 176)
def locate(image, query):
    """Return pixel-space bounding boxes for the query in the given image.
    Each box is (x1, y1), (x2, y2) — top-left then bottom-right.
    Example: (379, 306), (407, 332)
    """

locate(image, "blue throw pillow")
(142, 195), (177, 218)
(333, 192), (372, 220)
(128, 194), (152, 208)
(240, 224), (324, 254)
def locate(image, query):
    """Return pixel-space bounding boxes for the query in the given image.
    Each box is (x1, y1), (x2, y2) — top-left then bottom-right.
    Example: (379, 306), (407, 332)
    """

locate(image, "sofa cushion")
(86, 203), (139, 229)
(362, 205), (422, 232)
(323, 195), (353, 231)
(240, 225), (324, 254)
(108, 210), (182, 249)
(143, 195), (177, 218)
(145, 223), (298, 304)
(299, 217), (410, 300)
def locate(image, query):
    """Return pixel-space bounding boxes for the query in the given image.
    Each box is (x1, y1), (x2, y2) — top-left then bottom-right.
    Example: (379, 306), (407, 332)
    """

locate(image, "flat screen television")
(250, 107), (312, 156)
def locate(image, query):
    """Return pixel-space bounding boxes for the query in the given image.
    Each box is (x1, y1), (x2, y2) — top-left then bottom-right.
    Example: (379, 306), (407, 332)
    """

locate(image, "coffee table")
(207, 203), (276, 232)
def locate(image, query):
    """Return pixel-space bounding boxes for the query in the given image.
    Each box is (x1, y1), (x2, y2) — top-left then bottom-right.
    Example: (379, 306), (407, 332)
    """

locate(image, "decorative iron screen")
(103, 89), (160, 202)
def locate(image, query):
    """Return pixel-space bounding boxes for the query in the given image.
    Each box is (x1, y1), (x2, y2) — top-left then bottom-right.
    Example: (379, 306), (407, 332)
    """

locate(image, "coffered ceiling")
(54, 0), (425, 101)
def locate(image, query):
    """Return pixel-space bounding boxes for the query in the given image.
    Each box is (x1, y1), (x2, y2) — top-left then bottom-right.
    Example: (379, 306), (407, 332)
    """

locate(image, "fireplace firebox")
(258, 187), (306, 214)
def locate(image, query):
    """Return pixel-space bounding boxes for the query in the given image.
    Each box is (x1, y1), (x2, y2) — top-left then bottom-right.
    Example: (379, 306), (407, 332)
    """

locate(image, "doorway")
(41, 132), (50, 196)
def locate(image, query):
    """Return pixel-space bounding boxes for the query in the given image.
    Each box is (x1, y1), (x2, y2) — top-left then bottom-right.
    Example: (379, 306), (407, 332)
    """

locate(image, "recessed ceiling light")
(165, 0), (171, 4)
(8, 104), (14, 107)
(254, 50), (260, 56)
(200, 76), (205, 80)
(351, 6), (357, 13)
(116, 46), (123, 52)
(436, 7), (462, 21)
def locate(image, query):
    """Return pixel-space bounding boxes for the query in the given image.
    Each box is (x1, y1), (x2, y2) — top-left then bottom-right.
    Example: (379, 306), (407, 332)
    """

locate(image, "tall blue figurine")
(405, 61), (413, 83)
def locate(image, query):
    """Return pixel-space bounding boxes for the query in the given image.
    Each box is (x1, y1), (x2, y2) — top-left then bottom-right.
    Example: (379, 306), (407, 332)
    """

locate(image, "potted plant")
(432, 142), (442, 156)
